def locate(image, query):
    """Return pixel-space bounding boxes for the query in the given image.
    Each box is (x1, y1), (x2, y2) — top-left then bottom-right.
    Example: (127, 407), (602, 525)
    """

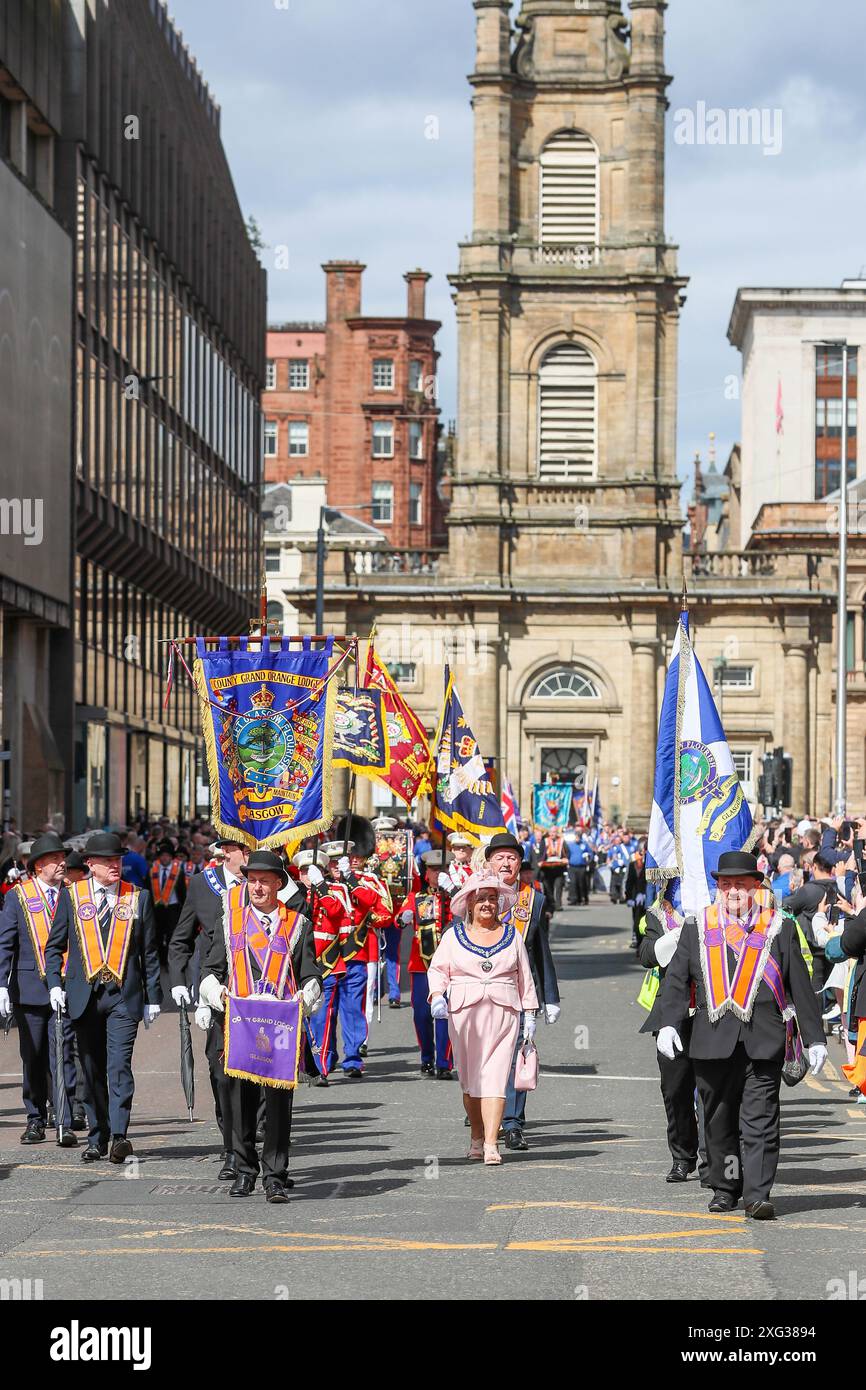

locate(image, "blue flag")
(195, 636), (337, 850)
(431, 671), (506, 844)
(333, 688), (390, 777)
(532, 784), (572, 830)
(647, 611), (754, 919)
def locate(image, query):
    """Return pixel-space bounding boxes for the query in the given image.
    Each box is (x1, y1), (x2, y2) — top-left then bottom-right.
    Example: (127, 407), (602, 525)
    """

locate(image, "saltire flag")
(574, 777), (603, 830)
(500, 776), (520, 838)
(333, 688), (390, 776)
(194, 636), (337, 850)
(362, 643), (431, 805)
(646, 609), (755, 921)
(532, 783), (572, 830)
(431, 670), (506, 844)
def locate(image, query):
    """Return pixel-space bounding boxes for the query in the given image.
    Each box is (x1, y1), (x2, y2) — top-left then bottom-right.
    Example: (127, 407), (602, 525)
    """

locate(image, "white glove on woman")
(194, 1004), (212, 1032)
(307, 864), (324, 887)
(337, 856), (351, 877)
(430, 995), (448, 1020)
(0, 987), (11, 1019)
(808, 1044), (828, 1076)
(654, 926), (682, 968)
(523, 1013), (537, 1042)
(50, 986), (67, 1013)
(656, 1026), (682, 1060)
(171, 985), (191, 1006)
(143, 1005), (161, 1029)
(437, 873), (453, 893)
(544, 1003), (560, 1025)
(198, 973), (226, 1012)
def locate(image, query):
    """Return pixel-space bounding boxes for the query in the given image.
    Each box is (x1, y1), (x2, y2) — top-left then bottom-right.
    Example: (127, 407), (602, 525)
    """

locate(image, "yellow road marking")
(847, 1108), (866, 1120)
(487, 1201), (744, 1223)
(506, 1242), (762, 1255)
(803, 1073), (829, 1093)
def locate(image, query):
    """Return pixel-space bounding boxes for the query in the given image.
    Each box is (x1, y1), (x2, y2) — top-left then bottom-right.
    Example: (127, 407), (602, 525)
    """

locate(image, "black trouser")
(230, 1078), (293, 1183)
(153, 904), (181, 964)
(609, 867), (626, 902)
(569, 866), (589, 905)
(541, 867), (565, 910)
(655, 1019), (699, 1165)
(74, 984), (138, 1145)
(693, 1044), (783, 1204)
(15, 1003), (77, 1126)
(631, 903), (644, 940)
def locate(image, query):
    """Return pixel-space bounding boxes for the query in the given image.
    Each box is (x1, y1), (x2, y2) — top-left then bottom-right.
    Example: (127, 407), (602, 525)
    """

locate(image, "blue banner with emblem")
(431, 669), (506, 844)
(194, 636), (337, 851)
(532, 783), (573, 830)
(333, 688), (390, 776)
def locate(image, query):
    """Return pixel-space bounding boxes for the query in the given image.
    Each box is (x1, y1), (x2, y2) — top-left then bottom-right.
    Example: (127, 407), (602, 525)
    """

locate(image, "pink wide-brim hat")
(449, 871), (518, 923)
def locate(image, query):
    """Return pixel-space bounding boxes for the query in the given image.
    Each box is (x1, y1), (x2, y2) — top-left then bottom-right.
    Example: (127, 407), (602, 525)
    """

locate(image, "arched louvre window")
(531, 668), (600, 699)
(538, 343), (597, 480)
(539, 130), (599, 245)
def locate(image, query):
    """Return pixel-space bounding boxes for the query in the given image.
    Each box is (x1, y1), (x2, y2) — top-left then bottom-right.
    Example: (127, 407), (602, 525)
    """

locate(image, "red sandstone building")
(264, 262), (443, 548)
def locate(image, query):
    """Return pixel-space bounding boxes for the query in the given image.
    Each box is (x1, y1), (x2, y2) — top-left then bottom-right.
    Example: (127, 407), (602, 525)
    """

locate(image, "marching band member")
(401, 850), (454, 1078)
(199, 850), (321, 1202)
(168, 835), (250, 1180)
(0, 834), (82, 1145)
(348, 847), (393, 1058)
(372, 815), (405, 1009)
(45, 832), (162, 1163)
(447, 833), (474, 889)
(149, 840), (186, 966)
(293, 847), (349, 1087)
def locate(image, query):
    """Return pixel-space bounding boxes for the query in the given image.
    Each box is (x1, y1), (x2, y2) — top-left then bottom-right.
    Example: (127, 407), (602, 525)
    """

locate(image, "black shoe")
(420, 1062), (434, 1075)
(850, 1086), (861, 1098)
(745, 1200), (776, 1221)
(504, 1130), (529, 1151)
(229, 1174), (256, 1197)
(81, 1142), (108, 1162)
(435, 1068), (453, 1080)
(108, 1136), (133, 1164)
(217, 1152), (237, 1181)
(388, 999), (402, 1009)
(20, 1120), (46, 1145)
(314, 1074), (329, 1087)
(666, 1160), (696, 1183)
(359, 1044), (368, 1058)
(71, 1106), (88, 1132)
(57, 1131), (79, 1148)
(264, 1179), (291, 1204)
(344, 1068), (363, 1079)
(708, 1192), (738, 1213)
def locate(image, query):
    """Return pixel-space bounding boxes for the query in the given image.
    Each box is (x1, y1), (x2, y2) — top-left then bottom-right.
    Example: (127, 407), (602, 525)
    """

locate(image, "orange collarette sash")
(506, 883), (535, 938)
(151, 860), (181, 906)
(226, 883), (300, 1000)
(699, 897), (785, 1023)
(15, 878), (67, 979)
(70, 879), (138, 984)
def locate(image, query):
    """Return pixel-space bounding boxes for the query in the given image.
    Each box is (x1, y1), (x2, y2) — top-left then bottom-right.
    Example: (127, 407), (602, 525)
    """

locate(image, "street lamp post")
(315, 501), (380, 635)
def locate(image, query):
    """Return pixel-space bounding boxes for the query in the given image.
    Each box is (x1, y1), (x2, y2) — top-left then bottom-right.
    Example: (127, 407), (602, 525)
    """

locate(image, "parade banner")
(532, 783), (572, 830)
(647, 609), (754, 920)
(362, 644), (431, 805)
(500, 776), (521, 838)
(431, 670), (506, 843)
(195, 636), (337, 850)
(224, 993), (303, 1089)
(375, 826), (414, 900)
(333, 688), (390, 776)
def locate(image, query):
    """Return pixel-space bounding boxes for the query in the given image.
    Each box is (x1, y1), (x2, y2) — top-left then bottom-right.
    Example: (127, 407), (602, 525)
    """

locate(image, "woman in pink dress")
(427, 872), (539, 1165)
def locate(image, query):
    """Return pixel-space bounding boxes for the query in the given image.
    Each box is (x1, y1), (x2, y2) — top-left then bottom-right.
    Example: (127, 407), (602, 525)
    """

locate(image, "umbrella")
(54, 1007), (68, 1144)
(179, 1001), (195, 1121)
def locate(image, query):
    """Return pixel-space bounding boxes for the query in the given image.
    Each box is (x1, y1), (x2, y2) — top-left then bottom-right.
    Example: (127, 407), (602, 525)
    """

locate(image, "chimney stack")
(323, 261), (365, 322)
(405, 269), (431, 320)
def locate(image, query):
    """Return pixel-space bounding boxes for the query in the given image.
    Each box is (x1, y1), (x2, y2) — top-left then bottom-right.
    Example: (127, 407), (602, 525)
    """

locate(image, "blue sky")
(169, 0), (866, 496)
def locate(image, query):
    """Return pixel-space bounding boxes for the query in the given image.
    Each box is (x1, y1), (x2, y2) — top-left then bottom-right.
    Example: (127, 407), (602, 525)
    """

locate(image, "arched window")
(531, 668), (600, 699)
(539, 130), (599, 247)
(538, 342), (597, 480)
(266, 601), (284, 626)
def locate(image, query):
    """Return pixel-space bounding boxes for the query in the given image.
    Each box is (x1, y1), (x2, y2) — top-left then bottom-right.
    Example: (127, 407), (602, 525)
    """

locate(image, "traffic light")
(759, 746), (792, 810)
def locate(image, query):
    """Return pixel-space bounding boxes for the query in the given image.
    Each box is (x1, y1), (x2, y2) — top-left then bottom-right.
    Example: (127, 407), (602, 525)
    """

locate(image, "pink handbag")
(514, 1040), (538, 1092)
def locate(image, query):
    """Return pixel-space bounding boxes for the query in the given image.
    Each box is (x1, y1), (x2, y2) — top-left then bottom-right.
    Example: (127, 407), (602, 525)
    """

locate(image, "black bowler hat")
(241, 850), (288, 888)
(711, 850), (763, 881)
(216, 834), (245, 849)
(65, 850), (88, 873)
(27, 833), (66, 868)
(82, 832), (124, 860)
(484, 832), (522, 859)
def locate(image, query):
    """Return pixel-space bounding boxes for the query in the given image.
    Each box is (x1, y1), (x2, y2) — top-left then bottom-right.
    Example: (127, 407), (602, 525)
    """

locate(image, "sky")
(168, 0), (866, 497)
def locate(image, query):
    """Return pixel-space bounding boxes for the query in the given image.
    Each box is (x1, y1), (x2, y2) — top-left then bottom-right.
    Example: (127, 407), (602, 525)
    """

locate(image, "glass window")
(372, 359), (394, 391)
(410, 481), (422, 525)
(289, 359), (309, 390)
(265, 359), (277, 390)
(289, 422), (309, 456)
(409, 360), (423, 392)
(719, 665), (755, 690)
(732, 751), (754, 798)
(409, 421), (424, 459)
(265, 544), (281, 574)
(264, 421), (278, 457)
(372, 421), (394, 458)
(372, 482), (393, 525)
(531, 669), (600, 699)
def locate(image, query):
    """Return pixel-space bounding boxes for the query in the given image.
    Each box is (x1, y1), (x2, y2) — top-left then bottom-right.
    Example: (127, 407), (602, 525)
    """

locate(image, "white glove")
(198, 973), (226, 1012)
(635, 893), (646, 907)
(171, 985), (191, 1006)
(299, 977), (323, 1018)
(194, 1005), (212, 1032)
(307, 864), (324, 887)
(522, 1013), (537, 1042)
(626, 899), (634, 908)
(430, 995), (448, 1020)
(50, 987), (67, 1014)
(544, 1003), (560, 1025)
(337, 856), (351, 877)
(656, 1026), (683, 1060)
(808, 1044), (828, 1076)
(654, 926), (682, 968)
(0, 987), (11, 1019)
(437, 873), (453, 893)
(143, 1004), (160, 1029)
(401, 909), (414, 926)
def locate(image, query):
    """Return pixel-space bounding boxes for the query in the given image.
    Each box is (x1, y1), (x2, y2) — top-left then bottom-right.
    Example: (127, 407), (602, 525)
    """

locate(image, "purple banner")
(224, 994), (303, 1089)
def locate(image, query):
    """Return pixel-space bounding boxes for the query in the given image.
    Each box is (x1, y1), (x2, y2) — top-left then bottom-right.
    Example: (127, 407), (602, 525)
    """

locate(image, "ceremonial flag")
(194, 636), (337, 850)
(647, 609), (754, 919)
(532, 783), (572, 830)
(333, 688), (390, 776)
(431, 670), (506, 843)
(574, 777), (603, 830)
(362, 644), (431, 805)
(500, 776), (520, 838)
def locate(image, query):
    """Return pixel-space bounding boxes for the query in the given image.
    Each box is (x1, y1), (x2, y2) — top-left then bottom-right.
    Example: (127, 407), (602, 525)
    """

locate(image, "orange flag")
(362, 644), (431, 805)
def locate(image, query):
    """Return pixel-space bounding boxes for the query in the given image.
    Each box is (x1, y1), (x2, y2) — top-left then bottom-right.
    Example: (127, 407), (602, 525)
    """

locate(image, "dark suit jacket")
(0, 887), (54, 1007)
(519, 885), (560, 1007)
(148, 861), (187, 909)
(841, 908), (866, 1021)
(659, 912), (823, 1059)
(168, 866), (228, 989)
(206, 900), (320, 996)
(637, 913), (674, 1035)
(45, 884), (163, 1022)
